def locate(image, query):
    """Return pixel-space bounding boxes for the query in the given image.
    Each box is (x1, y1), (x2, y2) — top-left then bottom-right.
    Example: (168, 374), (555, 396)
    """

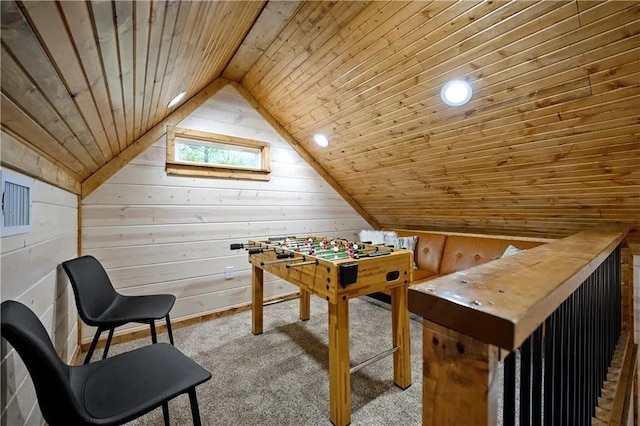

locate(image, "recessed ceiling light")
(167, 91), (186, 108)
(313, 134), (329, 148)
(440, 80), (472, 106)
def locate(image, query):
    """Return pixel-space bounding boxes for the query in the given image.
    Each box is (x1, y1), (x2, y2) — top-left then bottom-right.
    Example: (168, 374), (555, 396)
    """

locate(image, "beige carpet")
(105, 296), (426, 425)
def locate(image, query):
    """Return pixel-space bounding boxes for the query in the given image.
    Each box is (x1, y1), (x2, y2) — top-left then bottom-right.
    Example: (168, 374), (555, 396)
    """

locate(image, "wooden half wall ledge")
(80, 78), (229, 198)
(408, 227), (629, 351)
(74, 291), (300, 361)
(230, 81), (379, 229)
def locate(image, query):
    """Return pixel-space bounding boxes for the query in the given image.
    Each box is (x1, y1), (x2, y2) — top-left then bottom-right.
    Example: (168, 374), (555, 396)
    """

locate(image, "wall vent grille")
(1, 169), (32, 237)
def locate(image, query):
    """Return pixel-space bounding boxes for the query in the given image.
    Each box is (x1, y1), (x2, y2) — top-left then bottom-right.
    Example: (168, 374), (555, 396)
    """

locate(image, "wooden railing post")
(422, 319), (500, 426)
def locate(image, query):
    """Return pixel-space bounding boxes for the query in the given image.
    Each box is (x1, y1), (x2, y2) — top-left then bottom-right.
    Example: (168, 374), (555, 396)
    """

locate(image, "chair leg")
(162, 401), (170, 426)
(165, 315), (175, 345)
(102, 328), (115, 359)
(84, 328), (103, 364)
(150, 321), (158, 344)
(188, 389), (202, 426)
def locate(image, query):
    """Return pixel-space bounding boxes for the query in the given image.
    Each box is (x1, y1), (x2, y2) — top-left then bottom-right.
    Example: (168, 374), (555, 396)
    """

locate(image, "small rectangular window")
(1, 169), (32, 237)
(166, 127), (270, 181)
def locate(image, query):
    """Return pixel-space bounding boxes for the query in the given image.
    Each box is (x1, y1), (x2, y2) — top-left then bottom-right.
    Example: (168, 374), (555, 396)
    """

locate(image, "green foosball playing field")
(266, 236), (391, 260)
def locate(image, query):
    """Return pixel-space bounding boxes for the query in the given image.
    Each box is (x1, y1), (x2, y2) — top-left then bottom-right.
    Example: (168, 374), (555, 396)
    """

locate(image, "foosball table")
(230, 236), (413, 426)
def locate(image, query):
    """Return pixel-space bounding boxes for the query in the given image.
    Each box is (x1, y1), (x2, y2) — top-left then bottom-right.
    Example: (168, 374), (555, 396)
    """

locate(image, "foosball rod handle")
(230, 243), (245, 250)
(277, 252), (295, 259)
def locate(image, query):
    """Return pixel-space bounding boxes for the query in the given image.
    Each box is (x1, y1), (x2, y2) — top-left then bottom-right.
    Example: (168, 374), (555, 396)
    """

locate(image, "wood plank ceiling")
(241, 0), (640, 238)
(1, 0), (266, 181)
(1, 1), (639, 239)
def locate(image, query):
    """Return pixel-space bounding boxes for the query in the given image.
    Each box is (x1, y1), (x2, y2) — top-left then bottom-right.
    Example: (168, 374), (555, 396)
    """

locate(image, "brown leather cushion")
(439, 236), (542, 275)
(414, 234), (448, 275)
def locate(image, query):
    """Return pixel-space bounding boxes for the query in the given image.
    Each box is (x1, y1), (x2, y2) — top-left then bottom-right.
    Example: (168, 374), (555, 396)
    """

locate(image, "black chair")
(1, 300), (211, 426)
(62, 255), (176, 364)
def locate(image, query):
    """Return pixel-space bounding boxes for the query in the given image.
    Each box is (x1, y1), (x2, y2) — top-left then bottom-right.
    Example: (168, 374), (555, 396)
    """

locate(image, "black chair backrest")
(1, 300), (88, 425)
(61, 255), (119, 325)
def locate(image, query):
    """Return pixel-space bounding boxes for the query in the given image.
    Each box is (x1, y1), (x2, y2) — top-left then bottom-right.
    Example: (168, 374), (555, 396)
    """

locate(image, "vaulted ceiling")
(1, 1), (639, 238)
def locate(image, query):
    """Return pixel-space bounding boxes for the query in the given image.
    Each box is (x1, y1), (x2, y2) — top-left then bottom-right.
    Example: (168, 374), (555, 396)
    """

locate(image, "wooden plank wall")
(0, 169), (78, 426)
(80, 84), (370, 341)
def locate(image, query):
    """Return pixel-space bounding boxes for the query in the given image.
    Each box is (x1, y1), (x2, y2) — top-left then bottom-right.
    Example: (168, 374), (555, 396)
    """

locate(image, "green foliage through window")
(166, 127), (270, 181)
(175, 138), (260, 169)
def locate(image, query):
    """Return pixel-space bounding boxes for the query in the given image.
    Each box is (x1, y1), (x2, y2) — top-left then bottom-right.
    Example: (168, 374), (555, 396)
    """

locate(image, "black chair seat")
(97, 294), (176, 326)
(1, 300), (211, 426)
(77, 343), (210, 423)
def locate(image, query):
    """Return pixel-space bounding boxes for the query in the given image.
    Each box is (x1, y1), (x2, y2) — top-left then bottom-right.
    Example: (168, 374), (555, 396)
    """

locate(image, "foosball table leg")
(252, 265), (264, 335)
(299, 289), (311, 321)
(391, 285), (412, 389)
(328, 297), (351, 426)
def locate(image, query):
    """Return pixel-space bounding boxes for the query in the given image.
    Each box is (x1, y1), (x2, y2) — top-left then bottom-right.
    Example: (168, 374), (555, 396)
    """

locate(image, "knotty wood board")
(0, 131), (80, 194)
(422, 319), (500, 426)
(2, 1), (263, 185)
(240, 1), (640, 238)
(223, 1), (302, 81)
(2, 0), (638, 242)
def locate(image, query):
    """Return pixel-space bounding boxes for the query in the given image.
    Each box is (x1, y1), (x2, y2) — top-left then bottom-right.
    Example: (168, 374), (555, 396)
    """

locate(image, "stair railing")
(408, 228), (635, 426)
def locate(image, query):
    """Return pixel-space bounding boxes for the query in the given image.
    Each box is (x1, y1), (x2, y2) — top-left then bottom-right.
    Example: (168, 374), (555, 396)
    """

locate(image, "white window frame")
(166, 126), (271, 181)
(1, 168), (33, 237)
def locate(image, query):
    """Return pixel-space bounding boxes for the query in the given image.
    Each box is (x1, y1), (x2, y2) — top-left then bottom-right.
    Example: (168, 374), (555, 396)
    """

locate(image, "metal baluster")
(520, 336), (532, 426)
(583, 275), (593, 424)
(606, 258), (614, 368)
(503, 350), (517, 426)
(616, 249), (621, 342)
(544, 311), (556, 426)
(591, 268), (600, 419)
(574, 287), (582, 426)
(578, 284), (586, 426)
(554, 301), (565, 426)
(563, 297), (572, 425)
(597, 267), (605, 392)
(568, 293), (577, 426)
(531, 327), (543, 425)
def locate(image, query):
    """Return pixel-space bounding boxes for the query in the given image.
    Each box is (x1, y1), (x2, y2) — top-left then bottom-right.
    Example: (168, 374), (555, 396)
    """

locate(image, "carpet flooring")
(104, 296), (510, 425)
(105, 296), (427, 425)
